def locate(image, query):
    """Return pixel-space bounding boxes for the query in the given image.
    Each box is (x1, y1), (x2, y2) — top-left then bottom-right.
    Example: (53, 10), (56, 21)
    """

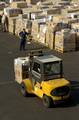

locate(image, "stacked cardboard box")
(42, 1), (53, 6)
(8, 17), (17, 34)
(9, 16), (32, 35)
(4, 7), (22, 17)
(15, 18), (23, 35)
(71, 23), (79, 30)
(10, 1), (27, 8)
(46, 22), (54, 49)
(31, 11), (43, 20)
(31, 20), (39, 40)
(9, 16), (23, 35)
(71, 23), (79, 50)
(26, 0), (41, 5)
(53, 15), (63, 23)
(47, 8), (61, 15)
(38, 23), (47, 44)
(14, 57), (29, 84)
(9, 0), (25, 3)
(32, 18), (46, 41)
(55, 29), (76, 52)
(15, 17), (32, 35)
(0, 2), (7, 10)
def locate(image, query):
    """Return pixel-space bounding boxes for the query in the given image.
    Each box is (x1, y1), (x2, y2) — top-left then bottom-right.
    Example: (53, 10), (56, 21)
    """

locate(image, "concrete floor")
(0, 31), (79, 120)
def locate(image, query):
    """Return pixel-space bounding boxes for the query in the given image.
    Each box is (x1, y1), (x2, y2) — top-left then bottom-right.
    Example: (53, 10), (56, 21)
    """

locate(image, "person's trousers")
(2, 23), (6, 32)
(20, 39), (26, 51)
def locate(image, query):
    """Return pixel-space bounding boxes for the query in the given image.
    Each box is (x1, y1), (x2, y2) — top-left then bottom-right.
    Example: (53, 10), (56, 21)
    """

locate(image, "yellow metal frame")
(23, 78), (70, 101)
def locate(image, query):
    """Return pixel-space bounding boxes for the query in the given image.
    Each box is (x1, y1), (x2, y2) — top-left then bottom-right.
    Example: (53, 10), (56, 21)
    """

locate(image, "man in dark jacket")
(19, 28), (28, 51)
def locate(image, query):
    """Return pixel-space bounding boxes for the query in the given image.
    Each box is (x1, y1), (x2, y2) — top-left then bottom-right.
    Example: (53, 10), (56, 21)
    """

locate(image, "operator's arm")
(19, 31), (23, 39)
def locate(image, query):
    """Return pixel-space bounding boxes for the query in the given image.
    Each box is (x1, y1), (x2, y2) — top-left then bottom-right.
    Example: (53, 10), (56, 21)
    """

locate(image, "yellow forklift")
(14, 51), (71, 107)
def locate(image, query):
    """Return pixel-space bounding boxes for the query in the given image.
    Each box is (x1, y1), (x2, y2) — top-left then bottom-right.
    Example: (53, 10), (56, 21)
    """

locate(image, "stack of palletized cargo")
(4, 7), (22, 17)
(26, 0), (48, 5)
(26, 0), (42, 5)
(9, 16), (32, 35)
(31, 16), (46, 42)
(14, 57), (29, 84)
(71, 23), (79, 30)
(15, 17), (23, 35)
(46, 8), (61, 15)
(31, 20), (39, 40)
(9, 16), (22, 35)
(53, 15), (63, 23)
(55, 29), (76, 53)
(45, 21), (54, 49)
(15, 16), (32, 35)
(0, 2), (7, 10)
(39, 0), (53, 10)
(8, 17), (17, 34)
(71, 23), (79, 50)
(38, 23), (47, 44)
(31, 11), (43, 20)
(10, 1), (27, 8)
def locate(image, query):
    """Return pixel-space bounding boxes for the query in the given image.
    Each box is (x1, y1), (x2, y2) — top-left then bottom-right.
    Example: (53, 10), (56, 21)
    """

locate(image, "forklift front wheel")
(21, 83), (28, 97)
(43, 95), (53, 108)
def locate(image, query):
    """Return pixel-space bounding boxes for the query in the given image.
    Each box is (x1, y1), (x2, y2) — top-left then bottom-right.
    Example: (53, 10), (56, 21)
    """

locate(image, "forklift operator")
(19, 28), (28, 51)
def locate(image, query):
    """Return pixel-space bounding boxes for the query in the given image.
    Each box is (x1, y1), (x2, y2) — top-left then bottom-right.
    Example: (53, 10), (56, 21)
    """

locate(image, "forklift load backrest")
(28, 50), (43, 59)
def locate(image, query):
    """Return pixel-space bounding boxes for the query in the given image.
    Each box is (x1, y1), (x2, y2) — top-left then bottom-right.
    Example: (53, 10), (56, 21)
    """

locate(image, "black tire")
(66, 95), (72, 104)
(43, 95), (53, 108)
(21, 83), (28, 97)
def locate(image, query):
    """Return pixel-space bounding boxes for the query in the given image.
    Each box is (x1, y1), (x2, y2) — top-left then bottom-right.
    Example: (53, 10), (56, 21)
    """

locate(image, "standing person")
(5, 15), (9, 32)
(19, 28), (28, 51)
(1, 13), (6, 32)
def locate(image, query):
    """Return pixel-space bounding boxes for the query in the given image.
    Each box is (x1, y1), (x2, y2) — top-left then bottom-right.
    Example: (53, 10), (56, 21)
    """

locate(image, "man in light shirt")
(1, 13), (6, 32)
(1, 13), (8, 32)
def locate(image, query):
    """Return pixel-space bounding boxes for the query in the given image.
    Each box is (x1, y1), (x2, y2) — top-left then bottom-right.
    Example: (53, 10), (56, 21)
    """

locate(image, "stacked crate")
(53, 15), (64, 23)
(31, 20), (39, 40)
(10, 1), (27, 8)
(55, 29), (76, 53)
(46, 22), (54, 49)
(0, 2), (6, 10)
(4, 7), (22, 17)
(26, 0), (42, 5)
(32, 18), (46, 42)
(8, 17), (17, 34)
(71, 23), (79, 50)
(46, 8), (61, 15)
(15, 18), (32, 35)
(15, 18), (23, 35)
(39, 23), (47, 44)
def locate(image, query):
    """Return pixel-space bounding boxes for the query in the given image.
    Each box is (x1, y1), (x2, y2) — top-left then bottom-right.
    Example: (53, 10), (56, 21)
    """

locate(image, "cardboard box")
(10, 1), (27, 8)
(47, 8), (61, 15)
(0, 2), (6, 10)
(14, 57), (29, 84)
(55, 29), (76, 52)
(4, 7), (22, 17)
(8, 17), (17, 34)
(26, 0), (41, 5)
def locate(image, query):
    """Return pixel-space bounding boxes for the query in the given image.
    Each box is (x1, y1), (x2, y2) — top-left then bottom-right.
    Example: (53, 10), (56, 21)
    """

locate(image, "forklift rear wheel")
(21, 83), (28, 97)
(43, 95), (53, 108)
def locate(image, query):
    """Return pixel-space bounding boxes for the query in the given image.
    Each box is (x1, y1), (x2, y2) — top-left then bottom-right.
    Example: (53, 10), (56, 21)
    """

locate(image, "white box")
(14, 57), (29, 84)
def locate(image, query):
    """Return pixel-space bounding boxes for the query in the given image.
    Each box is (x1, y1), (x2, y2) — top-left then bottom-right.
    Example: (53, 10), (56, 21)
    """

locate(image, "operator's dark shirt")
(19, 31), (28, 40)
